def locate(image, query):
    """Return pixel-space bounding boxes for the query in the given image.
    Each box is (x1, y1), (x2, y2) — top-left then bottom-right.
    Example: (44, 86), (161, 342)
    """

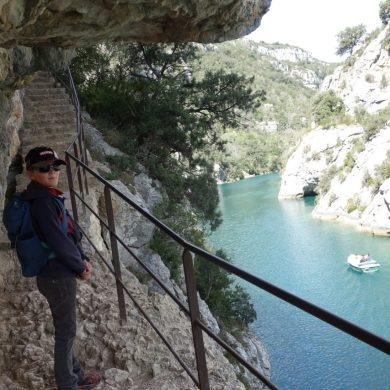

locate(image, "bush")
(380, 0), (390, 25)
(380, 74), (388, 89)
(316, 165), (338, 194)
(328, 193), (337, 206)
(383, 29), (390, 52)
(106, 154), (136, 172)
(361, 105), (390, 141)
(195, 250), (257, 329)
(311, 90), (345, 126)
(343, 151), (356, 172)
(346, 196), (361, 214)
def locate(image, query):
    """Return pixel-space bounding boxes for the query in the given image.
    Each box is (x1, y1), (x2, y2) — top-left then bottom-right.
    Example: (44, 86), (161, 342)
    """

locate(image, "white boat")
(347, 254), (381, 273)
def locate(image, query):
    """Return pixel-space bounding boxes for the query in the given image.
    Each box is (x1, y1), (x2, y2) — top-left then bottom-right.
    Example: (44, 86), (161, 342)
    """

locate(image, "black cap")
(25, 146), (66, 169)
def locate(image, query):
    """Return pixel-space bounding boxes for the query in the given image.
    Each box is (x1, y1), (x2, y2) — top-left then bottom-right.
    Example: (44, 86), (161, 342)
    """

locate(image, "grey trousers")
(37, 276), (84, 390)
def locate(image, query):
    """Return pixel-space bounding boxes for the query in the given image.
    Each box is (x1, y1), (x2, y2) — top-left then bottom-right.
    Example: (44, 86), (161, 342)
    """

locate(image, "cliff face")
(279, 124), (390, 235)
(279, 25), (390, 235)
(243, 40), (330, 89)
(321, 26), (390, 114)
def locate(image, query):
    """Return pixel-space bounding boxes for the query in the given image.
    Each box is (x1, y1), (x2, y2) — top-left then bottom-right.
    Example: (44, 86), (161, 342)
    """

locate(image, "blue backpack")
(2, 194), (67, 277)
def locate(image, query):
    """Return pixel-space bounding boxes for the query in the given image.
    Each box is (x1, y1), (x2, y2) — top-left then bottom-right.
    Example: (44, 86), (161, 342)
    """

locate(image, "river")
(209, 173), (390, 390)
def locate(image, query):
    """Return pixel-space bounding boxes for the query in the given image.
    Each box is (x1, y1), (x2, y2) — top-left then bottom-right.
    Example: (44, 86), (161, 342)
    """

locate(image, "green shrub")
(195, 250), (257, 329)
(343, 55), (357, 68)
(343, 151), (356, 172)
(375, 151), (390, 181)
(328, 193), (337, 206)
(365, 73), (375, 83)
(311, 90), (345, 127)
(380, 0), (390, 25)
(355, 105), (390, 141)
(106, 154), (136, 172)
(380, 74), (388, 89)
(346, 197), (361, 214)
(362, 170), (375, 188)
(316, 165), (338, 194)
(104, 171), (119, 180)
(383, 29), (390, 52)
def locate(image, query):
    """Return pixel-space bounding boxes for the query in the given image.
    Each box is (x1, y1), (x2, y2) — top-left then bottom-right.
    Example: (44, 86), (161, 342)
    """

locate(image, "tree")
(71, 43), (264, 228)
(379, 0), (390, 25)
(336, 24), (367, 56)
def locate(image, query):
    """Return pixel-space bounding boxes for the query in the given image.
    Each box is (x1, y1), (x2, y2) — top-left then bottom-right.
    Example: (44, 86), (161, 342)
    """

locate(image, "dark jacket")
(22, 181), (86, 278)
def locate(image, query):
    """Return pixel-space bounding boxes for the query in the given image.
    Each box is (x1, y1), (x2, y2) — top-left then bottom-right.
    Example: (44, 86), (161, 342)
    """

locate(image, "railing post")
(65, 154), (79, 223)
(80, 123), (89, 195)
(73, 142), (86, 214)
(104, 185), (127, 323)
(182, 249), (209, 390)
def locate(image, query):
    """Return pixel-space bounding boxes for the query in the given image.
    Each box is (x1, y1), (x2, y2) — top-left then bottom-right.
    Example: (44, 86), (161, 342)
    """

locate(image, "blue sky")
(247, 0), (383, 62)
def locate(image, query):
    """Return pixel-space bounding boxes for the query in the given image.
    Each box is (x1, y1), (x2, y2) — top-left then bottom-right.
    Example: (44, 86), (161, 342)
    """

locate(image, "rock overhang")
(0, 0), (272, 48)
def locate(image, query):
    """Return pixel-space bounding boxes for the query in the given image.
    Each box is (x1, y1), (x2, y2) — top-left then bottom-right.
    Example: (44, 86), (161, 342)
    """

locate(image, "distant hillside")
(195, 39), (334, 180)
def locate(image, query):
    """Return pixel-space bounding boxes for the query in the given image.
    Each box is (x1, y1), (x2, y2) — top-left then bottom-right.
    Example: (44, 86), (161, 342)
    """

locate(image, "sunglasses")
(34, 164), (62, 173)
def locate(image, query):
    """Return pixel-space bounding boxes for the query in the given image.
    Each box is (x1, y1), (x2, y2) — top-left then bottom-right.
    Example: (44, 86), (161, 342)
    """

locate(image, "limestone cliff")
(279, 25), (390, 235)
(321, 25), (390, 114)
(0, 0), (271, 47)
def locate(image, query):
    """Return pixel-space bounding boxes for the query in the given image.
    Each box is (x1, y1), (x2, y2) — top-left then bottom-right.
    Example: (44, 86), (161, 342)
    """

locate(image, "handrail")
(68, 151), (390, 356)
(62, 66), (390, 390)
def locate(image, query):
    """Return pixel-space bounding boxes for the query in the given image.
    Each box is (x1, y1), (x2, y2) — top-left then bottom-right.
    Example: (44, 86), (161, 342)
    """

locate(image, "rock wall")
(0, 90), (23, 212)
(321, 25), (390, 114)
(0, 0), (271, 47)
(279, 123), (390, 235)
(279, 125), (364, 199)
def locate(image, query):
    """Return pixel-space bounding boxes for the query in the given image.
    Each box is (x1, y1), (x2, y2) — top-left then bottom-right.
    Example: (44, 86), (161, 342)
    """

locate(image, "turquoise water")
(209, 173), (390, 390)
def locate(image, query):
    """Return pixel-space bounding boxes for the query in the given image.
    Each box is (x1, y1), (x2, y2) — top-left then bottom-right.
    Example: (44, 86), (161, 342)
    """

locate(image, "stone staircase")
(17, 71), (77, 191)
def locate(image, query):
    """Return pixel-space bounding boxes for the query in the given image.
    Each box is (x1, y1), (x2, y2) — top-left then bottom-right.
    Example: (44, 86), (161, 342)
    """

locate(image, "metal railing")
(63, 67), (390, 390)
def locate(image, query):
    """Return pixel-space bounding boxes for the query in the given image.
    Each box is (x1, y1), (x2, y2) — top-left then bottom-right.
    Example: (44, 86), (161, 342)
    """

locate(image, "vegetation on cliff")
(196, 40), (333, 179)
(70, 42), (259, 331)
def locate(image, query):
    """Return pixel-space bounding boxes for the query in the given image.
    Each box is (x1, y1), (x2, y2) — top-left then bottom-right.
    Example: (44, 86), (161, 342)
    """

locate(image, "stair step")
(24, 93), (71, 104)
(24, 111), (75, 121)
(21, 141), (70, 152)
(34, 71), (52, 78)
(22, 126), (76, 135)
(24, 118), (76, 127)
(21, 130), (76, 142)
(27, 104), (75, 115)
(20, 71), (79, 169)
(28, 80), (56, 88)
(25, 87), (67, 96)
(24, 100), (73, 111)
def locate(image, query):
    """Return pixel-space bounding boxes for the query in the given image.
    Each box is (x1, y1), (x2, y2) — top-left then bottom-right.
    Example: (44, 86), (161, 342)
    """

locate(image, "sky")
(247, 0), (383, 62)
